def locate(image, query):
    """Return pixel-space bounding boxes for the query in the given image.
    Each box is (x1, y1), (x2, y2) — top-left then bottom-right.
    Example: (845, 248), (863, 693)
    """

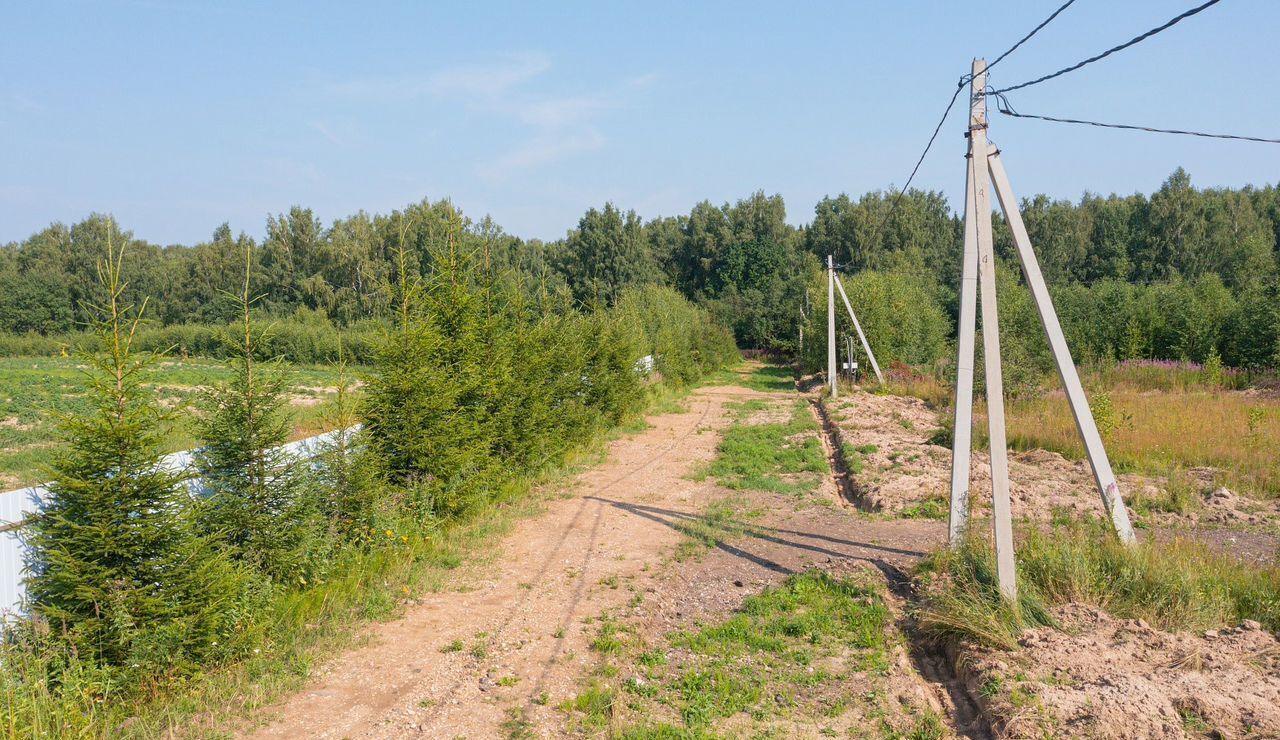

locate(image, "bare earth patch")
(829, 389), (1280, 540)
(960, 604), (1280, 738)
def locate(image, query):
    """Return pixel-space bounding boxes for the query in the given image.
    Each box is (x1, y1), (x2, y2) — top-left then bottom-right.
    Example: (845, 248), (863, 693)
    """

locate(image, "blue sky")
(2, 0), (1278, 246)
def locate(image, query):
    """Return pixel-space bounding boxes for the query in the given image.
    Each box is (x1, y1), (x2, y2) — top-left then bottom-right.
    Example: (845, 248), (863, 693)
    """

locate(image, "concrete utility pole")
(827, 255), (837, 398)
(833, 273), (885, 384)
(948, 98), (980, 546)
(973, 58), (1017, 601)
(948, 57), (1137, 601)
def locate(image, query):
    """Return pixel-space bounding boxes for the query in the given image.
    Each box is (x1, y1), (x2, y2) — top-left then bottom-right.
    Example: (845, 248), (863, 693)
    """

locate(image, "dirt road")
(243, 377), (950, 738)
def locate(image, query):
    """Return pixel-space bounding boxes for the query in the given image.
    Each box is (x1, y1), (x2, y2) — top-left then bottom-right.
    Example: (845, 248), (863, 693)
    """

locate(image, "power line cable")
(993, 0), (1224, 94)
(985, 0), (1078, 73)
(847, 1), (1080, 267)
(991, 94), (1280, 144)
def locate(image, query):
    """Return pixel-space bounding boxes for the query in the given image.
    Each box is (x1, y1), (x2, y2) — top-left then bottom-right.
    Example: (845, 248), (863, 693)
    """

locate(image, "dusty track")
(246, 385), (753, 738)
(244, 380), (957, 738)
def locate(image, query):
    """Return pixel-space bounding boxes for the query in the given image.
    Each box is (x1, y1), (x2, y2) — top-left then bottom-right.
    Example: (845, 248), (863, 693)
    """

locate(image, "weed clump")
(917, 520), (1280, 651)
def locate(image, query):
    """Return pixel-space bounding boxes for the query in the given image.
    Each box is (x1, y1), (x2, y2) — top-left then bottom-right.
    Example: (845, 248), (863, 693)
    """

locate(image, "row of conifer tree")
(10, 220), (737, 727)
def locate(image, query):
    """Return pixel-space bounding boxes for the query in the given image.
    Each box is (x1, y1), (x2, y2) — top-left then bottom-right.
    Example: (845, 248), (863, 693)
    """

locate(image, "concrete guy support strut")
(833, 272), (885, 384)
(986, 146), (1136, 544)
(948, 58), (1137, 601)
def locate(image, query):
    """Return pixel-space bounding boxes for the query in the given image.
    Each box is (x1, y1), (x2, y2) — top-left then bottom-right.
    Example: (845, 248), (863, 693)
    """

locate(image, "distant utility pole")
(833, 272), (884, 384)
(827, 255), (837, 398)
(948, 58), (1136, 600)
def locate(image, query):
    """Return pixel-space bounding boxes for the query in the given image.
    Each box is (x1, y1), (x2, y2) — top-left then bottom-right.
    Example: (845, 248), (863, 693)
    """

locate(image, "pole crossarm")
(832, 273), (884, 384)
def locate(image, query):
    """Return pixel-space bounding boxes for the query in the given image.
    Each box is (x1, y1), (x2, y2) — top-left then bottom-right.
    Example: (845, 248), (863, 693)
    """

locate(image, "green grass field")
(0, 356), (357, 488)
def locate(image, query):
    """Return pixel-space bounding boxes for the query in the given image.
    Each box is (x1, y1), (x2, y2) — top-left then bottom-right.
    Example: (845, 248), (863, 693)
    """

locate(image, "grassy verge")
(701, 363), (796, 394)
(916, 520), (1280, 652)
(693, 399), (827, 498)
(558, 570), (943, 738)
(880, 362), (1280, 498)
(998, 387), (1280, 497)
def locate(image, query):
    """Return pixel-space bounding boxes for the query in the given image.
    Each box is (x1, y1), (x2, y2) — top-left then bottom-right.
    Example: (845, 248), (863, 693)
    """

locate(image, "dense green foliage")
(8, 218), (736, 736)
(363, 223), (736, 518)
(23, 241), (262, 675)
(1, 167), (1277, 366)
(195, 249), (325, 583)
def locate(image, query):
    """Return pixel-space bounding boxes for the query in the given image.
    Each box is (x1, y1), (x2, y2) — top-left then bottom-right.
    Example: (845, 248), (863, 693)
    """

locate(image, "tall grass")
(998, 387), (1280, 496)
(917, 521), (1280, 651)
(881, 360), (1280, 497)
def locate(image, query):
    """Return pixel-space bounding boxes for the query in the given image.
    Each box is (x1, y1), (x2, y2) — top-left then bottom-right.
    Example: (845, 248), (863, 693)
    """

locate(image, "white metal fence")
(0, 427), (354, 618)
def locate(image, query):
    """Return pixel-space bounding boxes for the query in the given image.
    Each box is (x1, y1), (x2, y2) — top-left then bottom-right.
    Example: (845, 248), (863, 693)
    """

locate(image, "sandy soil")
(960, 604), (1280, 739)
(828, 389), (1280, 541)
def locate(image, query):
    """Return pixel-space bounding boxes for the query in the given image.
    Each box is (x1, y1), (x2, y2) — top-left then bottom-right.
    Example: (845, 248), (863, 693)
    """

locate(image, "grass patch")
(994, 381), (1280, 498)
(0, 356), (355, 487)
(842, 443), (877, 475)
(900, 492), (948, 521)
(1128, 466), (1201, 517)
(883, 361), (1280, 498)
(701, 362), (795, 394)
(560, 680), (617, 734)
(917, 520), (1280, 651)
(699, 400), (827, 496)
(618, 570), (891, 736)
(672, 496), (754, 561)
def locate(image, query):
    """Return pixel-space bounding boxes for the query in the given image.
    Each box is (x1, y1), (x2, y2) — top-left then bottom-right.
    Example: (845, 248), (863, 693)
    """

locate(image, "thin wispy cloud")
(478, 128), (607, 182)
(328, 52), (550, 101)
(327, 51), (652, 182)
(428, 52), (550, 98)
(308, 120), (342, 145)
(517, 96), (610, 129)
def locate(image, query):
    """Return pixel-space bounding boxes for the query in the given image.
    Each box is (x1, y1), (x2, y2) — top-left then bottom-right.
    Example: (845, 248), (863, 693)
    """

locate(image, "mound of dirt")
(960, 603), (1280, 738)
(827, 389), (1280, 534)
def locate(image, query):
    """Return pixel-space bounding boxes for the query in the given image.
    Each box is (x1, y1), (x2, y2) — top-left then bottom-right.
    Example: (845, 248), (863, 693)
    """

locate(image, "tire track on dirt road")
(243, 385), (753, 738)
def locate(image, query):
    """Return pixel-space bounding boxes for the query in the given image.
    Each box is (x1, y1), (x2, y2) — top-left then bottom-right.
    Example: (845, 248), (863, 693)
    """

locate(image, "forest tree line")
(2, 167), (1278, 368)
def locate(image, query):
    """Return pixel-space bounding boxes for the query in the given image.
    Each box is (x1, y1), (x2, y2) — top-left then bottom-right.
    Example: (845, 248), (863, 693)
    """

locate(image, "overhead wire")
(990, 93), (1280, 144)
(992, 0), (1224, 94)
(984, 0), (1078, 74)
(847, 0), (1080, 267)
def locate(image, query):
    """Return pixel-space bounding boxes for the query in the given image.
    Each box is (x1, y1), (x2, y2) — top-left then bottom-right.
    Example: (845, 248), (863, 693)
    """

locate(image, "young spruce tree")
(25, 232), (258, 673)
(196, 242), (324, 583)
(315, 336), (383, 536)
